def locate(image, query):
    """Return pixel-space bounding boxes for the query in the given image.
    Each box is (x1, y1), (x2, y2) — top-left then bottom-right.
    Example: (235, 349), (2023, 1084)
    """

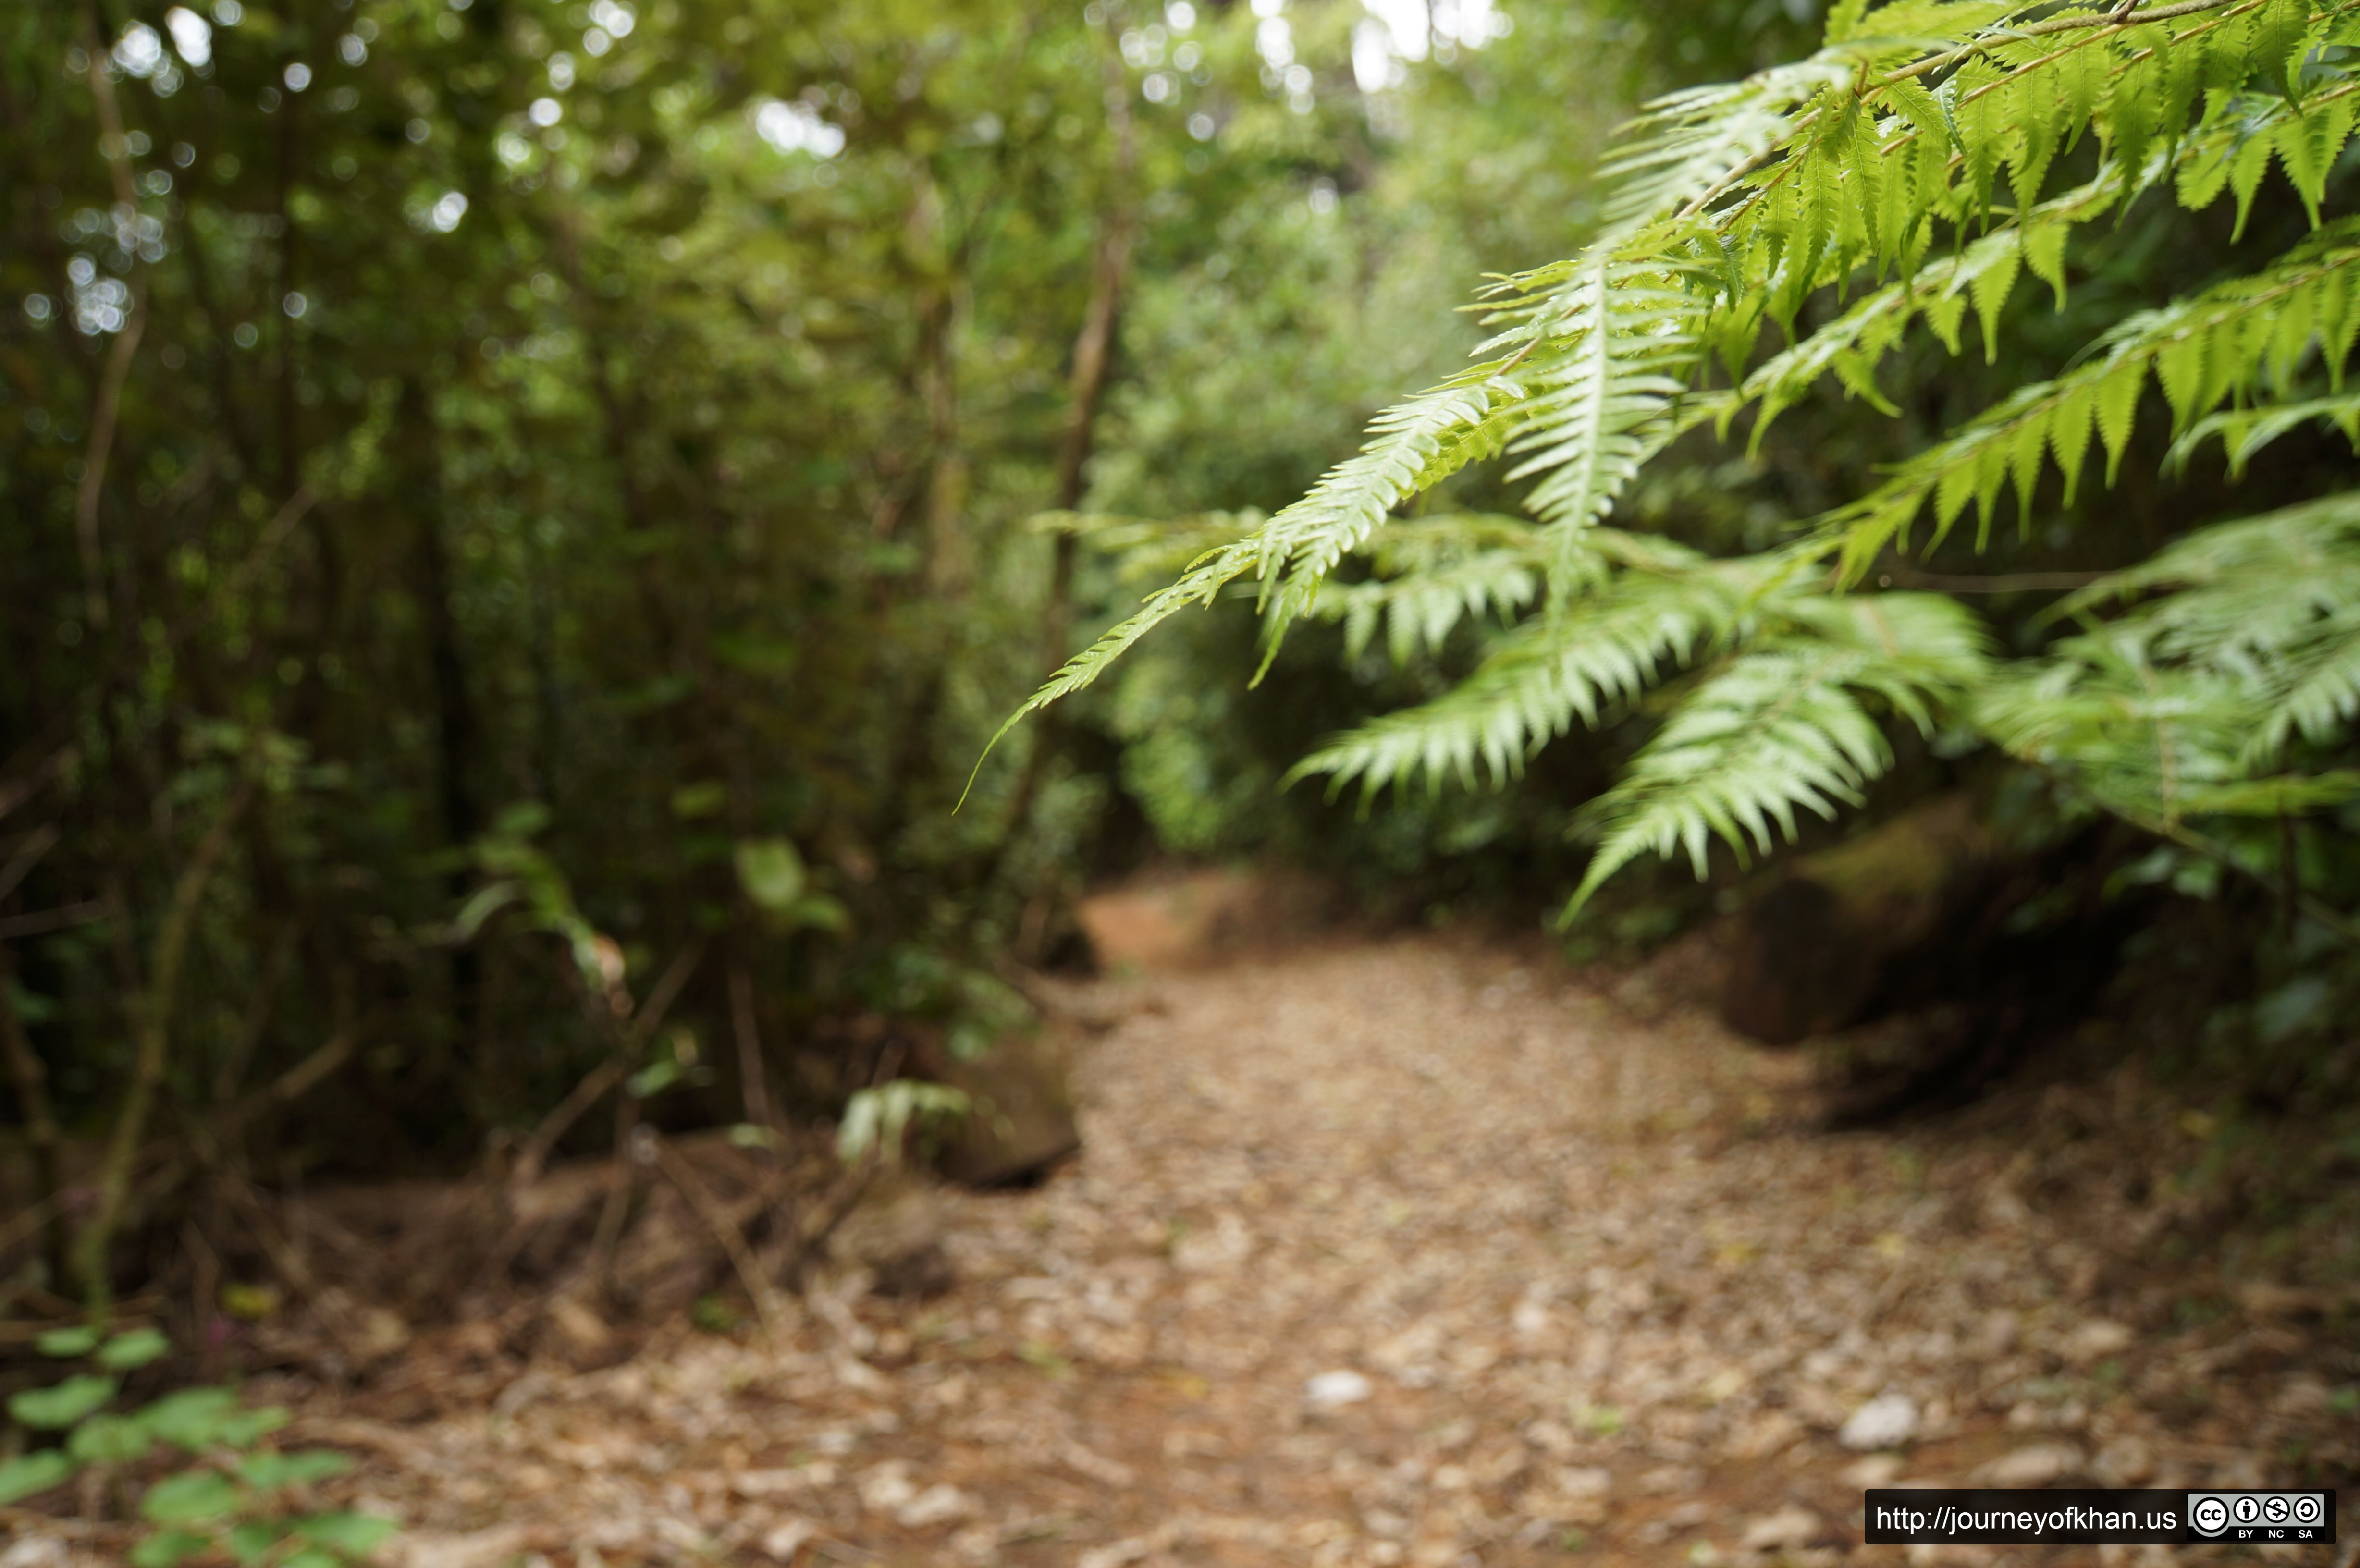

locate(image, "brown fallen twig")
(651, 1135), (789, 1342)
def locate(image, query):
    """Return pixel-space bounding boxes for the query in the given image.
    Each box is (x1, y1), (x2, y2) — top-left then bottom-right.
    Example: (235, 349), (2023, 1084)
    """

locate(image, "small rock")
(895, 1484), (975, 1529)
(1842, 1454), (1905, 1488)
(1563, 1465), (1615, 1496)
(2092, 1436), (2154, 1486)
(758, 1520), (816, 1564)
(1304, 1369), (1374, 1408)
(1731, 1409), (1806, 1460)
(0, 1541), (68, 1568)
(1978, 1443), (2085, 1486)
(1743, 1507), (1823, 1552)
(1075, 1540), (1156, 1568)
(855, 1460), (918, 1516)
(546, 1293), (613, 1360)
(2063, 1320), (2133, 1364)
(1839, 1392), (1920, 1451)
(1641, 1463), (1703, 1494)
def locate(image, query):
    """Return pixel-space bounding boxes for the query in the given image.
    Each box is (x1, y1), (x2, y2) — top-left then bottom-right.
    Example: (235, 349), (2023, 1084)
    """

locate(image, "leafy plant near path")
(1008, 0), (2360, 917)
(0, 1328), (394, 1568)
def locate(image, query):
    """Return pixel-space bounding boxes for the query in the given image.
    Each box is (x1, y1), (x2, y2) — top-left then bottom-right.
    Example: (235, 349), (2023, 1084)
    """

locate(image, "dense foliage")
(1021, 0), (2360, 934)
(0, 0), (1588, 1301)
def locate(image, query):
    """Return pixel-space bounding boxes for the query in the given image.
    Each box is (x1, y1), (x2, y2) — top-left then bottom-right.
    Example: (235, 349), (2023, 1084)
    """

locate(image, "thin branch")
(0, 825), (62, 906)
(1883, 565), (2107, 593)
(75, 0), (149, 631)
(651, 1135), (788, 1342)
(71, 772), (256, 1304)
(729, 958), (772, 1127)
(0, 482), (312, 829)
(506, 937), (705, 1193)
(0, 901), (108, 941)
(1, 947), (66, 1280)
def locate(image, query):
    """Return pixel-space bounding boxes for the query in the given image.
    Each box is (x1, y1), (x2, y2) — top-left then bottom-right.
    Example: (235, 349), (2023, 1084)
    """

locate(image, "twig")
(729, 957), (772, 1127)
(0, 823), (60, 906)
(0, 901), (107, 941)
(74, 0), (148, 631)
(0, 747), (76, 827)
(1, 946), (66, 1278)
(213, 924), (296, 1108)
(213, 1029), (355, 1146)
(628, 937), (704, 1050)
(507, 937), (706, 1192)
(1881, 564), (2106, 593)
(73, 772), (255, 1304)
(210, 1168), (317, 1296)
(508, 1057), (628, 1193)
(651, 1135), (788, 1342)
(0, 482), (309, 832)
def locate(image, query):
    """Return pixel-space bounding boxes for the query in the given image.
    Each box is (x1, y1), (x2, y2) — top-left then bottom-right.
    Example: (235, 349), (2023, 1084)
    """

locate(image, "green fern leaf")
(1566, 589), (1987, 914)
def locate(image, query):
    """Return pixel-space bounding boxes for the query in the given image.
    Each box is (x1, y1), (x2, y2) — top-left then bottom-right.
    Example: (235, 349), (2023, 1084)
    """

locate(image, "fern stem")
(1876, 0), (2255, 95)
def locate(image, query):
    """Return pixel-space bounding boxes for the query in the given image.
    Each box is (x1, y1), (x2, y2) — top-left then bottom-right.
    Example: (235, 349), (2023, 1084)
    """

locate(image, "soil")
(4, 913), (2356, 1568)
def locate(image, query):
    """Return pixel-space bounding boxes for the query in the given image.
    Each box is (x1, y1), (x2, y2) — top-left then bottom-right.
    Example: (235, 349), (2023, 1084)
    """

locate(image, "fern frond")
(1038, 509), (1272, 584)
(996, 0), (2360, 903)
(1291, 543), (1751, 797)
(1828, 219), (2360, 581)
(1564, 589), (1990, 916)
(1504, 255), (1706, 542)
(2169, 388), (2360, 477)
(1600, 59), (1851, 235)
(1975, 635), (2360, 825)
(2056, 490), (2360, 767)
(1314, 532), (1550, 666)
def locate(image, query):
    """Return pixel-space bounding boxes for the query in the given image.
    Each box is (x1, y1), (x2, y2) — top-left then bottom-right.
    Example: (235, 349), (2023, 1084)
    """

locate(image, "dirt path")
(165, 933), (2353, 1567)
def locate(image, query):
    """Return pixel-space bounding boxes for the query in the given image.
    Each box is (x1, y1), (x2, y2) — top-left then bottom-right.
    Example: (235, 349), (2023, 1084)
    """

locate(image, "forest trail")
(287, 928), (2344, 1568)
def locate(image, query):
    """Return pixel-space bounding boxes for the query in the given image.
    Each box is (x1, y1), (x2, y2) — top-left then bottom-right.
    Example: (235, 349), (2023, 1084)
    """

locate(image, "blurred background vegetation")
(5, 0), (2358, 1311)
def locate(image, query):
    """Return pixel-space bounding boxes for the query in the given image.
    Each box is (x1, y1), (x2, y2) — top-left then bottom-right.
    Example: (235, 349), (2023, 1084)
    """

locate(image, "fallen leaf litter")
(5, 929), (2353, 1568)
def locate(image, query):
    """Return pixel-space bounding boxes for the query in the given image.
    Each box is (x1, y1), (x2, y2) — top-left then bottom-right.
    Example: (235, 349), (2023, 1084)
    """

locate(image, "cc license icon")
(2191, 1496), (2230, 1536)
(2294, 1494), (2325, 1526)
(2235, 1495), (2262, 1525)
(2264, 1495), (2291, 1525)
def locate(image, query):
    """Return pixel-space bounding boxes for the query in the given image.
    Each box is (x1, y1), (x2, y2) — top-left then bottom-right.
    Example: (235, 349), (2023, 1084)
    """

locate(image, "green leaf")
(783, 894), (850, 934)
(10, 1374), (118, 1430)
(140, 1469), (242, 1524)
(35, 1326), (100, 1358)
(1967, 242), (2021, 365)
(281, 1550), (342, 1568)
(238, 1448), (352, 1490)
(137, 1388), (242, 1450)
(670, 780), (727, 819)
(2096, 360), (2147, 484)
(70, 1413), (156, 1464)
(228, 1520), (291, 1565)
(98, 1328), (172, 1371)
(0, 1449), (77, 1505)
(294, 1511), (401, 1555)
(128, 1531), (213, 1568)
(626, 1057), (682, 1098)
(734, 837), (807, 912)
(491, 799), (551, 838)
(216, 1407), (293, 1448)
(450, 881), (520, 942)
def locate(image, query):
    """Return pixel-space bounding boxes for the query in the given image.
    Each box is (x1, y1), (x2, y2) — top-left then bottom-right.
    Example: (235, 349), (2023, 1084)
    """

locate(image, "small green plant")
(0, 1327), (397, 1568)
(836, 1078), (972, 1164)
